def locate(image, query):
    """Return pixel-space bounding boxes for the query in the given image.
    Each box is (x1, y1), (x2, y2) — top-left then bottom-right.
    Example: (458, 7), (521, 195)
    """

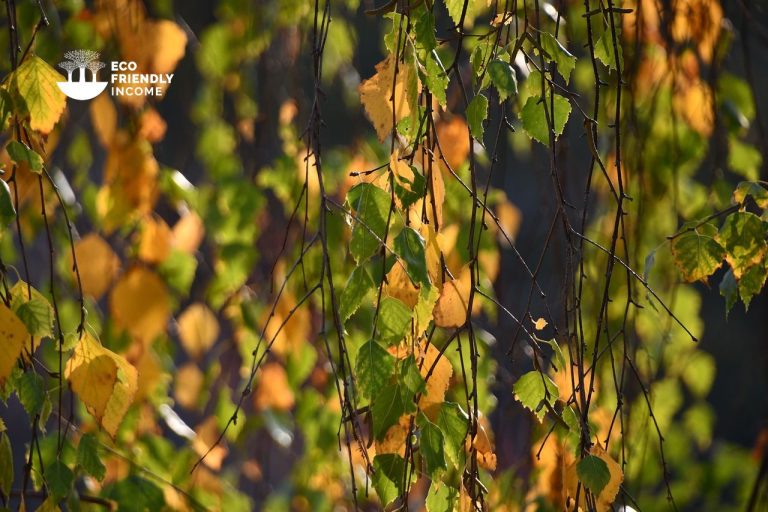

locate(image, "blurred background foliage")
(0, 0), (767, 510)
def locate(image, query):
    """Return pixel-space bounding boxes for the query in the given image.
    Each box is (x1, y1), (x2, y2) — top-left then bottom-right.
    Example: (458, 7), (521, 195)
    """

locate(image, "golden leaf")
(674, 79), (714, 136)
(175, 362), (204, 410)
(172, 212), (205, 254)
(90, 94), (117, 148)
(359, 53), (418, 141)
(419, 341), (453, 415)
(192, 416), (227, 471)
(254, 363), (295, 411)
(72, 233), (120, 300)
(138, 216), (172, 264)
(110, 267), (170, 343)
(134, 349), (163, 402)
(534, 318), (548, 330)
(383, 262), (419, 308)
(64, 332), (138, 438)
(470, 420), (497, 471)
(260, 291), (309, 357)
(0, 304), (28, 385)
(495, 197), (522, 245)
(177, 303), (219, 359)
(98, 134), (159, 232)
(436, 116), (470, 170)
(138, 108), (167, 143)
(376, 416), (409, 457)
(433, 265), (472, 328)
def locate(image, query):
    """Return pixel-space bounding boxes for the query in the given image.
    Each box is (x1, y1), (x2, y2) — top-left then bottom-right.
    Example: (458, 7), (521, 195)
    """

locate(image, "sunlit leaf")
(717, 212), (767, 278)
(65, 332), (138, 438)
(576, 454), (610, 496)
(177, 303), (219, 359)
(513, 371), (559, 422)
(359, 53), (419, 141)
(347, 183), (391, 263)
(520, 94), (572, 144)
(466, 94), (488, 141)
(671, 225), (725, 282)
(6, 141), (43, 173)
(9, 56), (66, 134)
(73, 234), (121, 300)
(372, 454), (406, 507)
(0, 304), (29, 385)
(488, 60), (518, 101)
(355, 339), (396, 400)
(110, 267), (170, 343)
(433, 265), (471, 328)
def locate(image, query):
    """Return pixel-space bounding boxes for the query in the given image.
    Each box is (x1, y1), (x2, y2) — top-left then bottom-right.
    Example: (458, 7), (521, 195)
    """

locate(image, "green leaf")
(6, 141), (43, 173)
(47, 459), (74, 501)
(539, 336), (565, 372)
(425, 481), (456, 512)
(394, 227), (429, 286)
(444, 0), (465, 26)
(681, 352), (716, 398)
(14, 297), (54, 338)
(513, 371), (559, 422)
(393, 164), (426, 209)
(717, 212), (768, 278)
(488, 59), (518, 101)
(576, 454), (611, 496)
(377, 297), (413, 345)
(436, 402), (468, 468)
(372, 383), (408, 441)
(340, 266), (374, 323)
(18, 371), (45, 420)
(733, 181), (768, 209)
(355, 340), (396, 399)
(738, 262), (768, 310)
(418, 412), (447, 477)
(729, 138), (762, 181)
(0, 179), (15, 227)
(671, 225), (725, 282)
(347, 183), (391, 263)
(423, 52), (449, 108)
(10, 283), (54, 339)
(103, 475), (166, 511)
(414, 8), (438, 52)
(0, 432), (12, 497)
(520, 94), (571, 144)
(77, 433), (106, 481)
(9, 56), (67, 135)
(372, 454), (406, 507)
(157, 249), (198, 295)
(594, 30), (623, 71)
(400, 356), (426, 396)
(466, 94), (488, 141)
(720, 268), (738, 315)
(539, 33), (576, 80)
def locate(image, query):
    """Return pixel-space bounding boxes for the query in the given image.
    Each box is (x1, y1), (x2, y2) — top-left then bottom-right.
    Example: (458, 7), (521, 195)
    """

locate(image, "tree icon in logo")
(56, 50), (108, 101)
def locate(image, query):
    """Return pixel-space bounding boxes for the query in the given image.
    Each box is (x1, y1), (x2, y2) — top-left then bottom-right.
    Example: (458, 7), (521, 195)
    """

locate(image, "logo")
(57, 50), (108, 101)
(56, 49), (175, 101)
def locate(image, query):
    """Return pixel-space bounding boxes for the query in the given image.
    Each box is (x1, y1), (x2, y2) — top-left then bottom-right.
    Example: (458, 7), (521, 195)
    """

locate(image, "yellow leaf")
(110, 267), (170, 343)
(175, 362), (204, 410)
(172, 212), (205, 254)
(10, 56), (66, 134)
(90, 94), (117, 148)
(98, 134), (159, 232)
(470, 419), (497, 471)
(674, 79), (714, 136)
(433, 265), (472, 328)
(138, 216), (172, 264)
(259, 291), (309, 357)
(383, 263), (419, 308)
(192, 416), (227, 471)
(534, 317), (548, 330)
(436, 116), (470, 170)
(375, 416), (409, 457)
(495, 196), (522, 245)
(254, 363), (295, 411)
(427, 165), (445, 229)
(138, 107), (167, 143)
(134, 349), (164, 402)
(65, 332), (138, 438)
(73, 234), (121, 300)
(177, 303), (219, 359)
(359, 53), (418, 141)
(0, 304), (28, 385)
